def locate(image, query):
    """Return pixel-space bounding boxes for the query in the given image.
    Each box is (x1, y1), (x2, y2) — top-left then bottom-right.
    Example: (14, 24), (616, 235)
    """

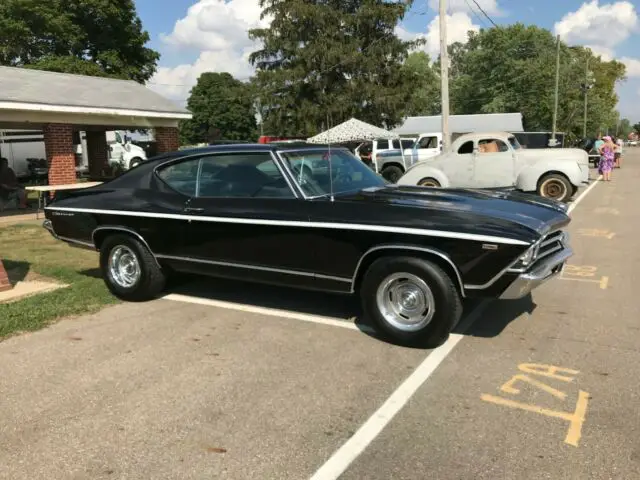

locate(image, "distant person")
(593, 135), (604, 154)
(0, 157), (28, 209)
(615, 137), (623, 168)
(597, 136), (615, 182)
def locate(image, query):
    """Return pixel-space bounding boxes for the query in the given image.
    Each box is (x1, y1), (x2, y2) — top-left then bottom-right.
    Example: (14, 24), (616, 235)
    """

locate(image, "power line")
(469, 0), (497, 27)
(463, 0), (488, 28)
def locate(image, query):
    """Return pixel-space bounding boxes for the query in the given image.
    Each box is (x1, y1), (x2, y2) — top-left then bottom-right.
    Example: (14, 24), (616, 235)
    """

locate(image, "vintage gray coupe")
(397, 132), (590, 202)
(43, 143), (573, 346)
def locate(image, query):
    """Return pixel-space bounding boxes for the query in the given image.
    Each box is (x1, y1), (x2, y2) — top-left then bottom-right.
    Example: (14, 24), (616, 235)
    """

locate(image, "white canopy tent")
(306, 117), (406, 172)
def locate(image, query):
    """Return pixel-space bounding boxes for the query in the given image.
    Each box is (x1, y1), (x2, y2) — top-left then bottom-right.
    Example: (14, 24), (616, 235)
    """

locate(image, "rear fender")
(516, 162), (582, 191)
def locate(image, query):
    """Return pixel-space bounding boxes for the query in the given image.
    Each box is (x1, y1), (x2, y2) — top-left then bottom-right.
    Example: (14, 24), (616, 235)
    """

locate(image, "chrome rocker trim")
(499, 247), (573, 300)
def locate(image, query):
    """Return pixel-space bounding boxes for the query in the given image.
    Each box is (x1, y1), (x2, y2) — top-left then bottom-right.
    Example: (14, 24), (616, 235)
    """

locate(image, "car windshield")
(508, 136), (522, 150)
(279, 148), (387, 197)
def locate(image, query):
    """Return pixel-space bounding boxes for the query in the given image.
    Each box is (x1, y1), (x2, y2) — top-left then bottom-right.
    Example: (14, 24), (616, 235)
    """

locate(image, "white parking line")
(162, 293), (371, 332)
(310, 179), (602, 480)
(568, 175), (602, 214)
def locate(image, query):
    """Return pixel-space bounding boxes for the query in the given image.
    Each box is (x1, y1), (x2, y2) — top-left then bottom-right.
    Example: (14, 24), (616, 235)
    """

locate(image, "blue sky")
(135, 0), (640, 123)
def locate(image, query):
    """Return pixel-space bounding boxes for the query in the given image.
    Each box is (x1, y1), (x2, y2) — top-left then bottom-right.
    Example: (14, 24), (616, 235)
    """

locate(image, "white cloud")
(585, 44), (614, 61)
(622, 57), (640, 77)
(427, 0), (501, 16)
(148, 0), (270, 102)
(398, 12), (480, 58)
(554, 1), (638, 48)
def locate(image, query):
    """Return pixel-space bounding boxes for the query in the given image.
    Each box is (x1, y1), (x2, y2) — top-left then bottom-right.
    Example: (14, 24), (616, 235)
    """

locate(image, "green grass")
(0, 224), (119, 338)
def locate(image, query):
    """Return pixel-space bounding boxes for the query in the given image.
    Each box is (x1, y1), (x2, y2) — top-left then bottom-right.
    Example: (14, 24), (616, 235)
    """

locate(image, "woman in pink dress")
(598, 136), (615, 182)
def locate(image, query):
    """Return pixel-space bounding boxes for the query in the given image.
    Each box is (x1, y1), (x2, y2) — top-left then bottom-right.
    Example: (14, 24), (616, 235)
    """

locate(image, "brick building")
(0, 66), (192, 292)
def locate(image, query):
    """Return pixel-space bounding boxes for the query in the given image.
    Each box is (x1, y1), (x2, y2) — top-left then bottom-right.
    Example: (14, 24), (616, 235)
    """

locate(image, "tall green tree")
(400, 51), (441, 116)
(0, 0), (159, 82)
(447, 24), (626, 139)
(180, 72), (257, 145)
(248, 0), (420, 136)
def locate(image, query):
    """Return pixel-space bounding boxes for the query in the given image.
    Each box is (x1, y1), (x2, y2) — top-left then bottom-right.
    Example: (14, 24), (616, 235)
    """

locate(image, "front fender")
(517, 162), (583, 192)
(397, 164), (451, 187)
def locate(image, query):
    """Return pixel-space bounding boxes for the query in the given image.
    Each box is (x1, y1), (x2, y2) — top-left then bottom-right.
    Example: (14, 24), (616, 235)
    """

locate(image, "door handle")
(184, 207), (204, 213)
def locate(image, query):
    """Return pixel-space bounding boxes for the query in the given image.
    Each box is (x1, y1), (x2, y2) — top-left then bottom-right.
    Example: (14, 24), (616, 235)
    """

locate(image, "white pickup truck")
(397, 131), (590, 202)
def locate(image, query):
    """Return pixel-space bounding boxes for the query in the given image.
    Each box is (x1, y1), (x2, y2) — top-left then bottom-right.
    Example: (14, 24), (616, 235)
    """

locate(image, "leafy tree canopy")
(0, 0), (159, 82)
(400, 51), (441, 117)
(248, 0), (421, 136)
(180, 72), (258, 145)
(447, 24), (626, 141)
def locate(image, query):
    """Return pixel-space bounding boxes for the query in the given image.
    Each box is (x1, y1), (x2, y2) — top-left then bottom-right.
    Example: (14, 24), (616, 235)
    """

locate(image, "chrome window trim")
(155, 254), (352, 283)
(91, 226), (161, 268)
(350, 244), (466, 297)
(153, 149), (300, 200)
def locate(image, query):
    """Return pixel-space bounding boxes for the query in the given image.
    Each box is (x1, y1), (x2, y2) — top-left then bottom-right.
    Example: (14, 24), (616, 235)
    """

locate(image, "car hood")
(338, 185), (570, 239)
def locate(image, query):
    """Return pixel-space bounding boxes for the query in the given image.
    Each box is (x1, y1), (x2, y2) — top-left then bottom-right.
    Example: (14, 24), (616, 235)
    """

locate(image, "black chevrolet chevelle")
(43, 143), (573, 346)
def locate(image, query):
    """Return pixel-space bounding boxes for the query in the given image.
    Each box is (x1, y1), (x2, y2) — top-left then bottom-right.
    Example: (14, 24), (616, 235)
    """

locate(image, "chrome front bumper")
(500, 247), (574, 300)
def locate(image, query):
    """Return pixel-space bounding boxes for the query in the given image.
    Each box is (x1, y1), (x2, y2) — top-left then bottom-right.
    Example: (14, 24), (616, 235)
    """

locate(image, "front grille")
(535, 230), (565, 262)
(508, 230), (567, 273)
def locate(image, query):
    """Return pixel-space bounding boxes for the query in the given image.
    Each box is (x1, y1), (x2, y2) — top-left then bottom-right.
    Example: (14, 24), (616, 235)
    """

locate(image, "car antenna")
(327, 114), (334, 202)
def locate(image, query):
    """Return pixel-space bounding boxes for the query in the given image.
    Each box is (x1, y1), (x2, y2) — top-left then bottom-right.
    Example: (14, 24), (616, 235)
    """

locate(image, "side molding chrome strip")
(155, 254), (352, 283)
(91, 226), (161, 268)
(46, 206), (530, 246)
(350, 245), (466, 297)
(58, 236), (96, 249)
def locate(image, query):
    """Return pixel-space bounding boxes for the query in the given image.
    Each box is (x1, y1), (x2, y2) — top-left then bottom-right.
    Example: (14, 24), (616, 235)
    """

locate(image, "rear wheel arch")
(352, 246), (465, 297)
(92, 226), (159, 267)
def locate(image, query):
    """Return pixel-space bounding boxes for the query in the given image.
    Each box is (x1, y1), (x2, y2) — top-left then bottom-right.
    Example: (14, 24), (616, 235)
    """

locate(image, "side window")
(457, 141), (474, 154)
(478, 139), (509, 153)
(392, 139), (401, 149)
(375, 139), (390, 150)
(156, 158), (200, 196)
(418, 136), (438, 149)
(401, 139), (415, 149)
(198, 153), (294, 199)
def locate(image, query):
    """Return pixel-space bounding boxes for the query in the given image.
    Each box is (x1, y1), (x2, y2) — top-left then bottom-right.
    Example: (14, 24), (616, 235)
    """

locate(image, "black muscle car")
(43, 143), (573, 346)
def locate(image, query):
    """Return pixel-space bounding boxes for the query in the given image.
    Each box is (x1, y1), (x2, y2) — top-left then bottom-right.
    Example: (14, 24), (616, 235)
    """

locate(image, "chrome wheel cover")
(375, 272), (436, 332)
(541, 179), (566, 199)
(108, 245), (141, 288)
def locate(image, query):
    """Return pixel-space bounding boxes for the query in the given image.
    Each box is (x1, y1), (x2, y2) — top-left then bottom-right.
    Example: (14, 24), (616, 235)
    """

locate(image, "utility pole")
(439, 0), (450, 152)
(550, 34), (560, 147)
(582, 56), (591, 138)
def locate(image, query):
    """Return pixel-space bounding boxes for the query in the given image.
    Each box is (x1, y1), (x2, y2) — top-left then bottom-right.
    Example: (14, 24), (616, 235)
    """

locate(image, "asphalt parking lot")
(1, 151), (639, 479)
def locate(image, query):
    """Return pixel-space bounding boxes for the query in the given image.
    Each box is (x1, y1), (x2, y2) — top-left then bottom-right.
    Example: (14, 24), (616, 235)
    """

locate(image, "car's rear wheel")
(360, 256), (463, 347)
(100, 234), (165, 301)
(381, 165), (404, 183)
(537, 173), (572, 202)
(418, 177), (441, 187)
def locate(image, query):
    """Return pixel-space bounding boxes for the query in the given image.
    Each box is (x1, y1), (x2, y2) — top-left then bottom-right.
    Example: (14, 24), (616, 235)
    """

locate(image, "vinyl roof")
(0, 66), (190, 117)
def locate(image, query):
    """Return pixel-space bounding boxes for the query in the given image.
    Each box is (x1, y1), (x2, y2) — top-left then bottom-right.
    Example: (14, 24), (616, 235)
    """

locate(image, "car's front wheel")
(537, 173), (573, 202)
(360, 256), (463, 347)
(99, 234), (166, 301)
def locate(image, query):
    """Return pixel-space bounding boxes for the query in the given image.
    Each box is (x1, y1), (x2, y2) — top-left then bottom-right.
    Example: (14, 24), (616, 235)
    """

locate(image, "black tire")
(129, 157), (143, 169)
(418, 177), (441, 187)
(381, 165), (404, 183)
(360, 256), (463, 347)
(99, 234), (166, 301)
(537, 173), (573, 202)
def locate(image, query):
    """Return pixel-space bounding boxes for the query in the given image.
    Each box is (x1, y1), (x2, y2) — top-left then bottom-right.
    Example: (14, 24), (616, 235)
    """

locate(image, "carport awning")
(0, 66), (191, 129)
